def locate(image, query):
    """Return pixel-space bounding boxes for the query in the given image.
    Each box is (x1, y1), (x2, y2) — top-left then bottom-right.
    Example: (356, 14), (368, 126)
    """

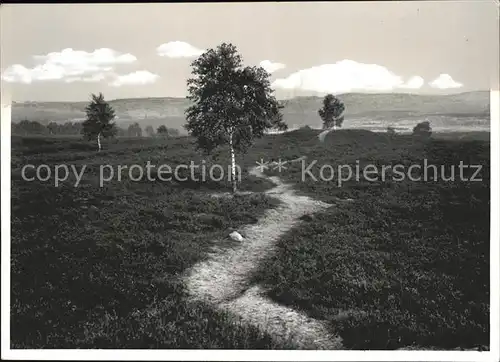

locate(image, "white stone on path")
(229, 231), (244, 242)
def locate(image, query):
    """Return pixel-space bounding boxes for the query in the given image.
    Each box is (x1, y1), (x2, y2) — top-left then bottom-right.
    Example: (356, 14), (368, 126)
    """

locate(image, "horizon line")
(9, 90), (491, 104)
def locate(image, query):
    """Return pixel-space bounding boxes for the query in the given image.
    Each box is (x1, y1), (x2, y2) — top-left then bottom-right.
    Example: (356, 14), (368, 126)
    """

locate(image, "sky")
(1, 2), (499, 102)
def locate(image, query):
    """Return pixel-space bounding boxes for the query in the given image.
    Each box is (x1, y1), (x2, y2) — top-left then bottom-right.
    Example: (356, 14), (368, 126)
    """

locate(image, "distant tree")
(14, 120), (29, 135)
(16, 119), (47, 135)
(185, 42), (287, 193)
(81, 93), (117, 151)
(33, 121), (46, 134)
(73, 122), (83, 135)
(47, 122), (59, 135)
(157, 125), (168, 135)
(155, 126), (179, 137)
(387, 126), (396, 136)
(11, 121), (26, 135)
(413, 121), (432, 138)
(116, 127), (127, 138)
(318, 94), (345, 130)
(145, 125), (155, 137)
(60, 121), (81, 135)
(167, 128), (180, 137)
(127, 122), (143, 137)
(60, 122), (70, 135)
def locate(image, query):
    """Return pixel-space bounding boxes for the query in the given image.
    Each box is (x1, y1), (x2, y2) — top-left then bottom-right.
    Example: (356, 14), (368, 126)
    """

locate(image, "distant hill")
(10, 91), (490, 132)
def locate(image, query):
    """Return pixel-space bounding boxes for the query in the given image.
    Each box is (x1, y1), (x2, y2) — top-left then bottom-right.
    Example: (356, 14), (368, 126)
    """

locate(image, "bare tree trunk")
(229, 130), (237, 193)
(97, 132), (102, 152)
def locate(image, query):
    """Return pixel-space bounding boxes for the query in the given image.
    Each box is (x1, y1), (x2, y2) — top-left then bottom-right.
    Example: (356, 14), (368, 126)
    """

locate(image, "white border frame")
(1, 3), (499, 361)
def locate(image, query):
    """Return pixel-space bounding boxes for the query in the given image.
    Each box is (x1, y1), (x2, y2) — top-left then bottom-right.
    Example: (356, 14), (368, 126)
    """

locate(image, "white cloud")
(272, 60), (427, 93)
(109, 70), (159, 87)
(156, 41), (205, 58)
(1, 48), (136, 84)
(34, 48), (136, 69)
(259, 60), (286, 74)
(429, 74), (463, 89)
(400, 76), (425, 89)
(1, 64), (68, 83)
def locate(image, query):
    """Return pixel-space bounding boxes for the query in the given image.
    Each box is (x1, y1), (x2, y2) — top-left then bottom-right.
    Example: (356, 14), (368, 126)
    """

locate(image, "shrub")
(413, 121), (432, 138)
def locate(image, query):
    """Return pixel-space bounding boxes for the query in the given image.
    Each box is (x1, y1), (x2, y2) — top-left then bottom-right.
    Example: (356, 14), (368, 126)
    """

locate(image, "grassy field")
(10, 135), (282, 348)
(251, 129), (490, 350)
(10, 129), (490, 349)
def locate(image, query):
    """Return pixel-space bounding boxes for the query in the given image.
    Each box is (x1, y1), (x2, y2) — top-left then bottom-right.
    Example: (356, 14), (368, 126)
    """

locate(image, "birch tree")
(318, 94), (345, 130)
(185, 43), (287, 193)
(82, 93), (117, 151)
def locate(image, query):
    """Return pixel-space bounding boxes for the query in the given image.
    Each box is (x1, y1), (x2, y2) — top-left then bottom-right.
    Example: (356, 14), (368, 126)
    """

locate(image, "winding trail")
(183, 157), (343, 349)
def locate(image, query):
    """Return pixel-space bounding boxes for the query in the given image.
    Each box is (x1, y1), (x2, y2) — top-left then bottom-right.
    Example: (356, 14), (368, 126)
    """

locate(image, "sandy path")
(318, 127), (335, 143)
(183, 157), (343, 349)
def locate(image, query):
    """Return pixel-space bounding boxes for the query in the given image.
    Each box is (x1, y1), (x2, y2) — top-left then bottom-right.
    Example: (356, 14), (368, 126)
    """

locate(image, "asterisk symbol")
(255, 158), (269, 172)
(273, 159), (288, 173)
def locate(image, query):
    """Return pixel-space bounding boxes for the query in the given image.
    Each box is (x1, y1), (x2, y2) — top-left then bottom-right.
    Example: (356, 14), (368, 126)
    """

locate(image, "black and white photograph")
(1, 1), (499, 360)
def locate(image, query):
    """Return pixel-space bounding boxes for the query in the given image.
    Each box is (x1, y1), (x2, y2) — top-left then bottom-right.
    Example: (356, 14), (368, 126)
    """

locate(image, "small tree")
(167, 128), (180, 137)
(18, 119), (46, 135)
(61, 121), (80, 135)
(82, 93), (117, 151)
(47, 122), (59, 135)
(116, 127), (127, 137)
(318, 94), (345, 130)
(185, 42), (287, 193)
(157, 125), (168, 135)
(17, 120), (30, 135)
(127, 122), (143, 137)
(413, 121), (432, 138)
(145, 125), (155, 137)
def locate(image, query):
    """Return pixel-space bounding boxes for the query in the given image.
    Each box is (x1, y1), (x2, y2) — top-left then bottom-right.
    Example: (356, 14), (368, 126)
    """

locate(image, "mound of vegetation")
(284, 127), (321, 140)
(322, 129), (392, 144)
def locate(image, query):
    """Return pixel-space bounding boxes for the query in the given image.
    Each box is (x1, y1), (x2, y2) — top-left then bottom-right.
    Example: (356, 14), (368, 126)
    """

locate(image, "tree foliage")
(413, 121), (432, 138)
(145, 125), (155, 137)
(318, 94), (345, 130)
(12, 120), (83, 136)
(127, 122), (143, 137)
(184, 42), (287, 155)
(13, 119), (47, 135)
(116, 127), (127, 137)
(157, 125), (168, 134)
(167, 128), (180, 137)
(156, 125), (180, 137)
(81, 93), (117, 149)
